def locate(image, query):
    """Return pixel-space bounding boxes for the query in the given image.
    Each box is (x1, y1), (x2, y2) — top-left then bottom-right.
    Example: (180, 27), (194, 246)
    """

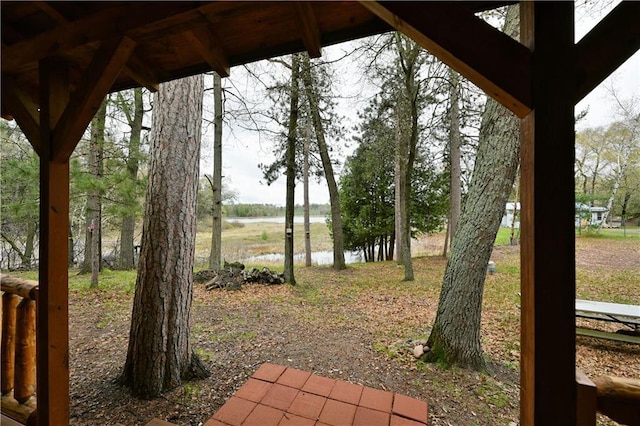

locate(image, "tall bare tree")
(209, 72), (224, 271)
(448, 69), (462, 250)
(117, 88), (144, 270)
(392, 33), (425, 281)
(300, 53), (346, 270)
(597, 92), (640, 229)
(80, 97), (107, 287)
(284, 54), (301, 283)
(303, 118), (312, 267)
(123, 75), (209, 397)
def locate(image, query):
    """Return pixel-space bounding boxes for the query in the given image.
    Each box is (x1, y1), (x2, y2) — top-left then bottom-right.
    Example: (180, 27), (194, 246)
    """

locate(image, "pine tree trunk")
(449, 69), (462, 247)
(68, 220), (75, 267)
(22, 220), (36, 269)
(303, 124), (312, 267)
(119, 88), (143, 270)
(301, 53), (346, 270)
(394, 111), (404, 264)
(209, 72), (223, 271)
(119, 215), (136, 268)
(123, 75), (209, 398)
(81, 98), (107, 283)
(426, 4), (520, 371)
(401, 72), (419, 281)
(284, 54), (300, 284)
(393, 33), (420, 280)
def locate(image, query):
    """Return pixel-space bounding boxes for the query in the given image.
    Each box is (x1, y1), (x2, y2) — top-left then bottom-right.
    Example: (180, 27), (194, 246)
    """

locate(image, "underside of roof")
(1, 1), (513, 120)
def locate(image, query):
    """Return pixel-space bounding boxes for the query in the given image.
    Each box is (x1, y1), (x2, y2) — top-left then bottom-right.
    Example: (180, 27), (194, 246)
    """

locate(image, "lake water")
(227, 216), (326, 224)
(227, 216), (362, 265)
(245, 250), (363, 266)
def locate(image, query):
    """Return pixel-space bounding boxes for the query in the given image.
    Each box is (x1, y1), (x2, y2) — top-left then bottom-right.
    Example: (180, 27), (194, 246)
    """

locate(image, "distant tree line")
(222, 203), (330, 218)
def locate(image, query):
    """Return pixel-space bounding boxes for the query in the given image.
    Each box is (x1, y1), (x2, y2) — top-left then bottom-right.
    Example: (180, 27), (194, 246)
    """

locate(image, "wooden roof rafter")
(3, 3), (210, 73)
(33, 1), (68, 25)
(574, 1), (640, 104)
(123, 56), (161, 93)
(52, 36), (136, 162)
(1, 76), (41, 155)
(360, 1), (532, 118)
(184, 26), (230, 78)
(292, 2), (322, 58)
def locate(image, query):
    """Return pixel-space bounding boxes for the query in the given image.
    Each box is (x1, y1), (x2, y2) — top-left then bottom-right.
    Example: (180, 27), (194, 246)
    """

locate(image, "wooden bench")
(576, 299), (640, 344)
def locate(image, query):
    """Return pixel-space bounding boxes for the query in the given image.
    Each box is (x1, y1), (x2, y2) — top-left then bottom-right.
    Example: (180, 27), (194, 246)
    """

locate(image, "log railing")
(1, 274), (38, 425)
(577, 368), (640, 426)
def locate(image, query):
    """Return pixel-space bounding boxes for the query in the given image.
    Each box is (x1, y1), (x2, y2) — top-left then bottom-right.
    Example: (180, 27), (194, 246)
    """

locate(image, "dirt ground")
(66, 237), (639, 426)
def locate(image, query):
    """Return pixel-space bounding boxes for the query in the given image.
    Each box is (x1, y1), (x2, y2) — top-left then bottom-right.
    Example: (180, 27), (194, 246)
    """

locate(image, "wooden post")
(520, 3), (576, 425)
(2, 293), (19, 394)
(37, 59), (70, 426)
(576, 369), (597, 426)
(15, 298), (36, 404)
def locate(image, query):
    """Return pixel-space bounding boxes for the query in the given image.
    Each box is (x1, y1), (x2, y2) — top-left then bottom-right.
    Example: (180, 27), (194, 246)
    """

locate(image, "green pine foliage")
(339, 97), (448, 261)
(0, 121), (40, 269)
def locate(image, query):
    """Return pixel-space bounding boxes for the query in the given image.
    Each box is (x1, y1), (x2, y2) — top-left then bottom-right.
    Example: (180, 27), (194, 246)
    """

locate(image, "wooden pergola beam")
(361, 1), (532, 118)
(34, 1), (68, 25)
(2, 77), (41, 155)
(52, 36), (136, 162)
(124, 55), (160, 92)
(2, 3), (204, 73)
(184, 28), (230, 78)
(520, 3), (576, 425)
(293, 2), (322, 58)
(574, 1), (640, 103)
(37, 58), (70, 426)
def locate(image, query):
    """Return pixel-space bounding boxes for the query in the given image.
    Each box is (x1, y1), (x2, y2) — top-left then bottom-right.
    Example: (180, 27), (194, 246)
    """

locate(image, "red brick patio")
(204, 363), (428, 426)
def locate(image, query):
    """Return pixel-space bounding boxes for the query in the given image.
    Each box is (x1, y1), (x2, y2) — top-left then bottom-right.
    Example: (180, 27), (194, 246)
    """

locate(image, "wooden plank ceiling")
(1, 1), (512, 121)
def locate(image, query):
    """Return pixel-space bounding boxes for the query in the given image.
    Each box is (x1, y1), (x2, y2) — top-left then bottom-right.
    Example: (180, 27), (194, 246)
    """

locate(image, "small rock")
(413, 344), (425, 359)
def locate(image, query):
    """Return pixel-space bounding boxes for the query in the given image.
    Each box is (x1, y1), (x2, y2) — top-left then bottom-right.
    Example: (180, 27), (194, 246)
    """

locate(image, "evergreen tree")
(0, 121), (40, 270)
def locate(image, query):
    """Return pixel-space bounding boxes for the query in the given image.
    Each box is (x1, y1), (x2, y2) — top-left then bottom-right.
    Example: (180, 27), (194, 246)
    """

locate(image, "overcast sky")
(200, 3), (639, 207)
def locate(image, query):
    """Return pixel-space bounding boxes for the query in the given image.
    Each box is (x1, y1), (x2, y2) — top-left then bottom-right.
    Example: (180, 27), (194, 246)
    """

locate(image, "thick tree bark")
(119, 88), (143, 270)
(300, 53), (346, 270)
(123, 75), (209, 398)
(449, 69), (462, 247)
(426, 4), (520, 371)
(209, 72), (223, 271)
(284, 54), (300, 284)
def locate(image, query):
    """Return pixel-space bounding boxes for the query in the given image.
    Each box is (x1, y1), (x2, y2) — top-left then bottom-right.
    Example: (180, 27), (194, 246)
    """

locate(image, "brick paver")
(234, 378), (272, 403)
(318, 399), (357, 425)
(276, 367), (312, 389)
(328, 380), (364, 405)
(210, 396), (256, 425)
(300, 374), (336, 397)
(261, 383), (299, 411)
(287, 391), (326, 419)
(242, 404), (284, 426)
(252, 363), (287, 382)
(393, 393), (429, 423)
(360, 385), (394, 413)
(206, 363), (428, 425)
